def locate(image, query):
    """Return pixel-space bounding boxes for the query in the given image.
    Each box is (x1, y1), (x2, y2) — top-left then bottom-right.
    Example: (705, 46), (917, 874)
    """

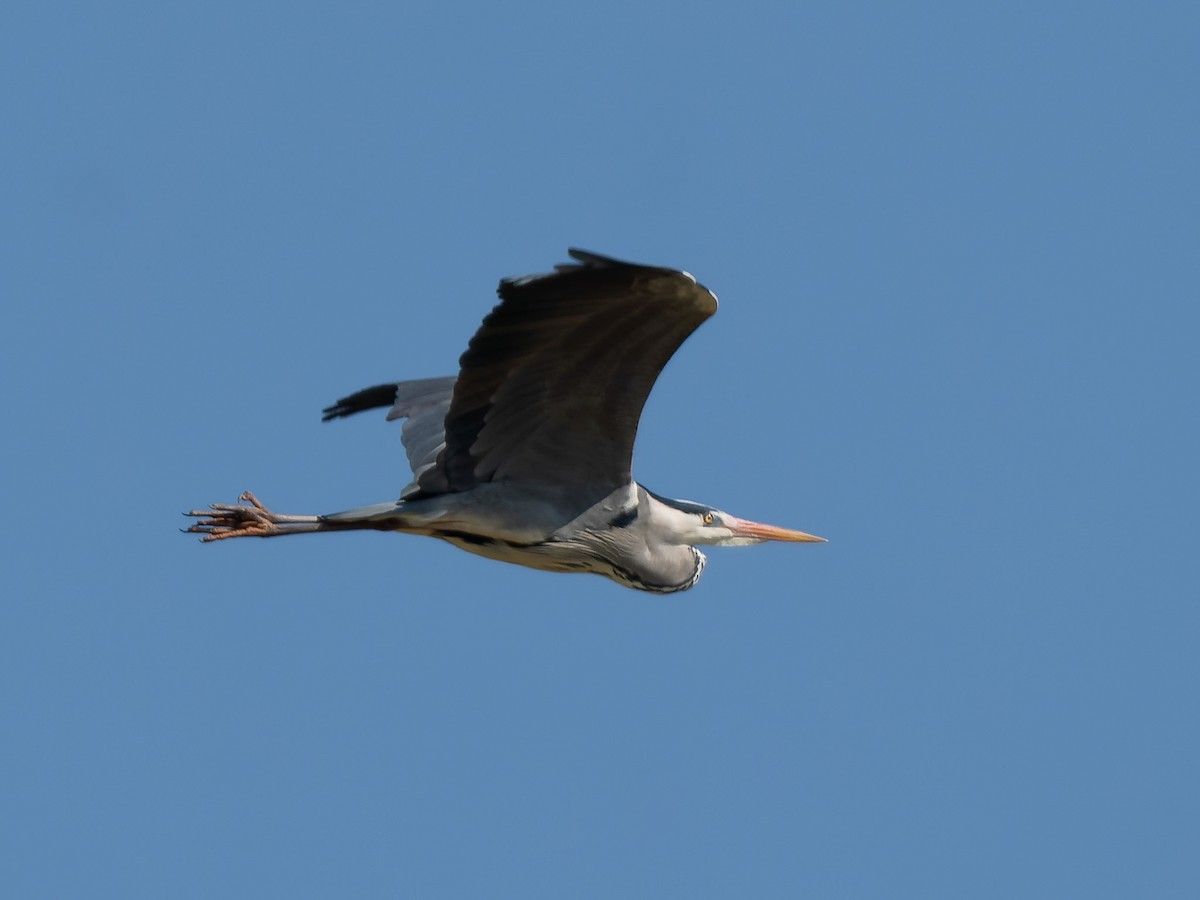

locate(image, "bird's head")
(645, 490), (826, 548)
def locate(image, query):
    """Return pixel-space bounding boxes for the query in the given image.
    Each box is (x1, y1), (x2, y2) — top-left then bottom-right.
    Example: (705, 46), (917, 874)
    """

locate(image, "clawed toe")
(184, 492), (280, 541)
(183, 492), (322, 541)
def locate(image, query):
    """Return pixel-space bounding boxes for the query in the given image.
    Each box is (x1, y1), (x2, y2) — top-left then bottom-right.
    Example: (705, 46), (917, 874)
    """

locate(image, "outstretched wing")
(416, 248), (718, 511)
(324, 250), (718, 511)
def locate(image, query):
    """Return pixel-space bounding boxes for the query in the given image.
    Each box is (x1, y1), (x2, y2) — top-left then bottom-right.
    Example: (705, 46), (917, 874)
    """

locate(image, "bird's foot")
(184, 491), (313, 541)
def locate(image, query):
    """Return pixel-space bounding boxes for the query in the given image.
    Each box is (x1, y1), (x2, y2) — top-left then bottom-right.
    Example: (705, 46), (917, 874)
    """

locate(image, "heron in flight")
(186, 249), (824, 592)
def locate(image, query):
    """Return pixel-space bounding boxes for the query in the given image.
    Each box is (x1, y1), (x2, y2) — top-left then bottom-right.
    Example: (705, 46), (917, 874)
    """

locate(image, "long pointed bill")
(726, 515), (827, 543)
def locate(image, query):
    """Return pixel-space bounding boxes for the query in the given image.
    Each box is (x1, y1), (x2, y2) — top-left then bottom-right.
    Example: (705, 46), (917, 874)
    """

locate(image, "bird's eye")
(703, 512), (715, 525)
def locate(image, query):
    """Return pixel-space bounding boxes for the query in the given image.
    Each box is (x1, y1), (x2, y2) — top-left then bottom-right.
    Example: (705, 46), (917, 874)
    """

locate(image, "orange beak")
(726, 516), (826, 543)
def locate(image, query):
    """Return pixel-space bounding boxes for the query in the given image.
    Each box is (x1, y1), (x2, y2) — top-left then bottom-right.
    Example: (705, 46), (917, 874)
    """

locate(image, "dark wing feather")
(413, 249), (717, 511)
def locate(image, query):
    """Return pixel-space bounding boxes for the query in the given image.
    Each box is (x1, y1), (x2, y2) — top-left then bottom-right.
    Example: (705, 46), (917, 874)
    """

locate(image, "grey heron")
(185, 249), (824, 592)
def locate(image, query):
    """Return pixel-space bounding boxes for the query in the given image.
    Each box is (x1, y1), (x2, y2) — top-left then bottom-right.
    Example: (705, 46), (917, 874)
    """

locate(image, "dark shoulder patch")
(608, 505), (639, 528)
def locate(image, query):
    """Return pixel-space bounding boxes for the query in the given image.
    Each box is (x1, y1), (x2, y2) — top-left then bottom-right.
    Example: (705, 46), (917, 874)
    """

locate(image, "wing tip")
(565, 247), (619, 267)
(502, 248), (718, 315)
(320, 383), (401, 422)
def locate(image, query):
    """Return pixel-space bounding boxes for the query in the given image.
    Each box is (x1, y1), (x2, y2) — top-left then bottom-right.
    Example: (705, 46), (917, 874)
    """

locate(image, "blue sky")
(3, 2), (1198, 897)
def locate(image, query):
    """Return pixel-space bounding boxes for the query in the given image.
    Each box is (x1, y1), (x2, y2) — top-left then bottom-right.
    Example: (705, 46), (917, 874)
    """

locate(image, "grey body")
(187, 249), (823, 591)
(326, 481), (706, 593)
